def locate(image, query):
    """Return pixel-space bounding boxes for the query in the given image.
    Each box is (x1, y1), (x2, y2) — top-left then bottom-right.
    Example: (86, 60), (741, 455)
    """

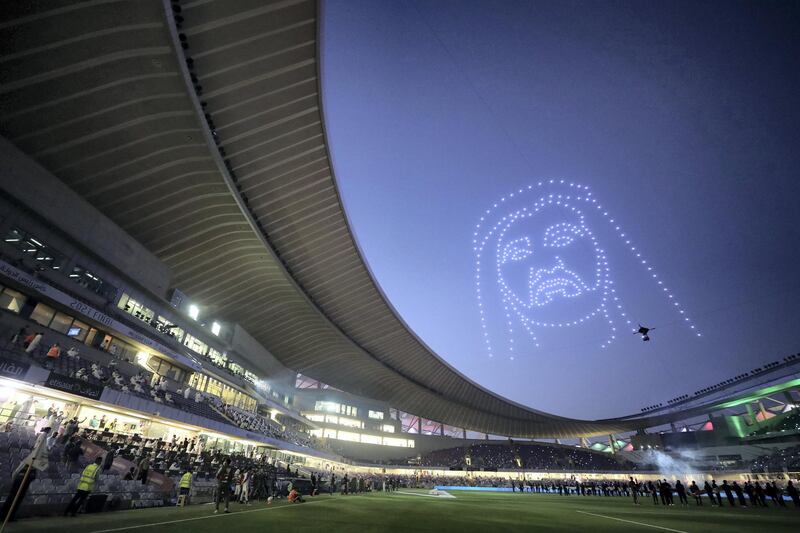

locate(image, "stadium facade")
(0, 0), (798, 480)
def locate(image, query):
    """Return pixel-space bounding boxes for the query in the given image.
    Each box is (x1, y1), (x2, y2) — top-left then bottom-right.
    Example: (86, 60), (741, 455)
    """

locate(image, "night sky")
(321, 0), (800, 419)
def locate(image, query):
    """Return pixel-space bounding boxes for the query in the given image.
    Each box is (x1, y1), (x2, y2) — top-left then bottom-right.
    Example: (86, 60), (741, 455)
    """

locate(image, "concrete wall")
(0, 135), (171, 297)
(230, 323), (296, 387)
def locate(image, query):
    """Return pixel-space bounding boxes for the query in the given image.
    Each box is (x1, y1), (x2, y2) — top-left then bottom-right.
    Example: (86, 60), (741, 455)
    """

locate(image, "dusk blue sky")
(320, 0), (800, 419)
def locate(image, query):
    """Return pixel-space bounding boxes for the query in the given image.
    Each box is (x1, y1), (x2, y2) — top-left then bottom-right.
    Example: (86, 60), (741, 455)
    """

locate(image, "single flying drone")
(634, 324), (653, 342)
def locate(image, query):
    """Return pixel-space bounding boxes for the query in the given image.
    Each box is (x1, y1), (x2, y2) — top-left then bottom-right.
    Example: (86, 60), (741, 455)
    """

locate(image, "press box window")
(3, 227), (67, 272)
(69, 265), (117, 300)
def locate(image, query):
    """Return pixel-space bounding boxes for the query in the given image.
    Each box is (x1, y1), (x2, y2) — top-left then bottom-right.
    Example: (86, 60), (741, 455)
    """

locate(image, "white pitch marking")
(575, 510), (688, 533)
(395, 490), (456, 499)
(89, 499), (334, 532)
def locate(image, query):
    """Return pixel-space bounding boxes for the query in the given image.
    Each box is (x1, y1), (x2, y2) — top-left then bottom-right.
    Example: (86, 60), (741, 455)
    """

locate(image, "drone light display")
(473, 180), (700, 360)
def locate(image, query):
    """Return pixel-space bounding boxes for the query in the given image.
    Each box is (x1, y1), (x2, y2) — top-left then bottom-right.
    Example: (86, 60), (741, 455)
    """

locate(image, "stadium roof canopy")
(0, 0), (744, 438)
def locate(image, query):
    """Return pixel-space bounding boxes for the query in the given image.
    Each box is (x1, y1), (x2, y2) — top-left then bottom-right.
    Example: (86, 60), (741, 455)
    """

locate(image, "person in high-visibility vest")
(64, 457), (102, 517)
(179, 470), (193, 506)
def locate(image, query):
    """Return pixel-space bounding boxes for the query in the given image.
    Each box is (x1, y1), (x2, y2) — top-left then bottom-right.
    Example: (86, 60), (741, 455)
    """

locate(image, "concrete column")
(783, 391), (795, 405)
(758, 401), (769, 421)
(745, 403), (755, 423)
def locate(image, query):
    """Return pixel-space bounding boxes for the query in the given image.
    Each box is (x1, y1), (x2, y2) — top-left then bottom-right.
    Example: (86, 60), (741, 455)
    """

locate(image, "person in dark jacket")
(732, 482), (746, 507)
(675, 480), (688, 506)
(721, 480), (735, 506)
(786, 480), (799, 507)
(704, 481), (716, 506)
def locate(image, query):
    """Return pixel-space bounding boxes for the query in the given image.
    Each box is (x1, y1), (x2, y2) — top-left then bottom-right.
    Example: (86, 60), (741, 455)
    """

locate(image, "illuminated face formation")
(474, 180), (700, 360)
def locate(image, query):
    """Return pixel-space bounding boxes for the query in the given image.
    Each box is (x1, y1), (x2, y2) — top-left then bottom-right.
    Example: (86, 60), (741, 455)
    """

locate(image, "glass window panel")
(49, 311), (74, 334)
(68, 320), (90, 342)
(0, 288), (26, 313)
(29, 303), (55, 327)
(337, 431), (360, 442)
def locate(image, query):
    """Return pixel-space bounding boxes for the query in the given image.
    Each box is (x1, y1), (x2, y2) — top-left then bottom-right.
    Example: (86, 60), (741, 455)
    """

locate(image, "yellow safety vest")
(180, 472), (192, 489)
(78, 463), (99, 492)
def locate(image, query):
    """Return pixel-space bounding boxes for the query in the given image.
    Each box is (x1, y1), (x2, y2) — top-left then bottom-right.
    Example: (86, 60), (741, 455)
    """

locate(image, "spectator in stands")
(64, 457), (102, 517)
(46, 342), (61, 359)
(61, 416), (84, 444)
(66, 346), (79, 358)
(64, 436), (83, 471)
(9, 326), (28, 346)
(102, 447), (115, 471)
(1, 426), (50, 522)
(137, 454), (151, 484)
(24, 331), (42, 354)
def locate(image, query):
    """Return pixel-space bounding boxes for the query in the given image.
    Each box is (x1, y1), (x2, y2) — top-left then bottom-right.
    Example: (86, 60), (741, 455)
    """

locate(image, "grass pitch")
(6, 490), (799, 533)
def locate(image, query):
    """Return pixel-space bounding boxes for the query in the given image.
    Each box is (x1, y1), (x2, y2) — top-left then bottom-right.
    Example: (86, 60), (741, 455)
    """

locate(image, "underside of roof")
(0, 0), (664, 437)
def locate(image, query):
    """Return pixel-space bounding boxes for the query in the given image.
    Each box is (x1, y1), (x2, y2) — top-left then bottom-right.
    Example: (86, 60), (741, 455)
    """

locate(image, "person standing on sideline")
(64, 457), (102, 517)
(721, 480), (735, 507)
(179, 469), (193, 506)
(628, 477), (639, 505)
(1, 427), (50, 523)
(330, 473), (336, 495)
(648, 481), (658, 504)
(689, 481), (702, 505)
(711, 480), (723, 506)
(214, 458), (232, 514)
(786, 480), (799, 507)
(732, 481), (746, 507)
(704, 481), (716, 506)
(675, 480), (688, 506)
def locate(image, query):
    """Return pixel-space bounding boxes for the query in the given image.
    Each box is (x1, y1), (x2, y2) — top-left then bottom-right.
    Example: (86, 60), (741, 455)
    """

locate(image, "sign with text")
(44, 373), (104, 400)
(0, 356), (30, 380)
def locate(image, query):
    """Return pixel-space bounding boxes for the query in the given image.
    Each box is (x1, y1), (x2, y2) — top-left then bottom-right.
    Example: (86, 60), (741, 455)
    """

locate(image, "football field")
(6, 490), (799, 533)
